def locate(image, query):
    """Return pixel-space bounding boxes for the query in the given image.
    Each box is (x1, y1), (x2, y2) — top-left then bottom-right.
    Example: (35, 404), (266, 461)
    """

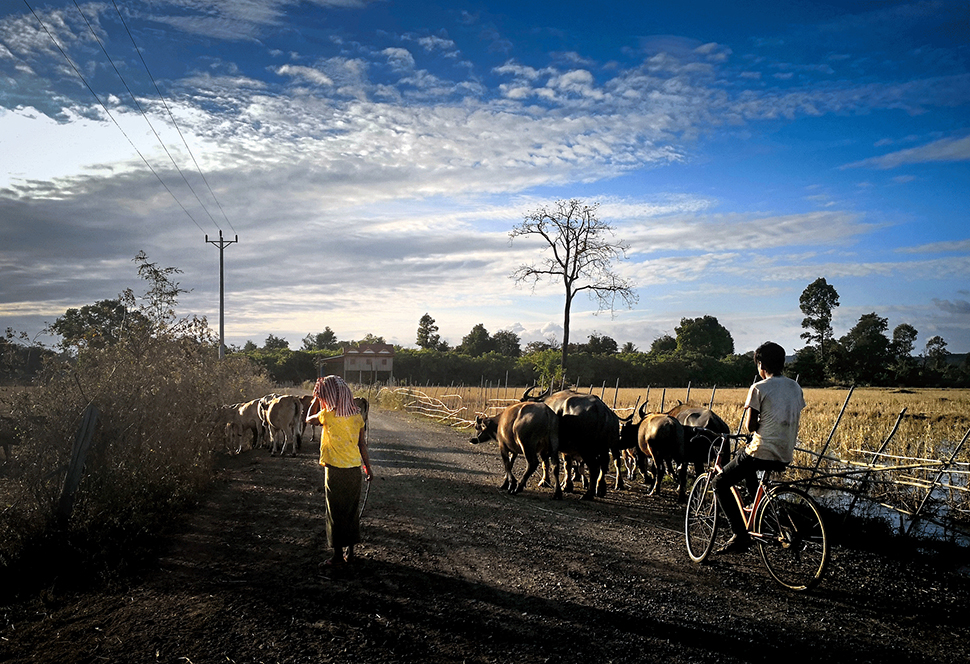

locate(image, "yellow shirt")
(314, 410), (365, 468)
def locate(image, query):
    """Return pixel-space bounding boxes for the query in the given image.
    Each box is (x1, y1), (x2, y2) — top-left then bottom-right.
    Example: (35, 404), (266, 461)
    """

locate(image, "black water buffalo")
(667, 403), (730, 445)
(470, 401), (562, 499)
(521, 387), (619, 500)
(620, 404), (709, 502)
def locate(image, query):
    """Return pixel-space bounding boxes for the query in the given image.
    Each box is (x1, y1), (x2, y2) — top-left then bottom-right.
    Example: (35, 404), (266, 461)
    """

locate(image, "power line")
(70, 0), (223, 233)
(109, 0), (235, 233)
(23, 0), (208, 233)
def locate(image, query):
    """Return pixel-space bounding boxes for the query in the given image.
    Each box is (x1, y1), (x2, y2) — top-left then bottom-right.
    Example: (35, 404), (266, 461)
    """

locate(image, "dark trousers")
(713, 451), (786, 538)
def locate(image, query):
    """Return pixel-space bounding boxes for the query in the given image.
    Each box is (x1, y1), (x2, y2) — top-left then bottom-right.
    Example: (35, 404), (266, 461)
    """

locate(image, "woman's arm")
(358, 427), (373, 480)
(305, 396), (322, 423)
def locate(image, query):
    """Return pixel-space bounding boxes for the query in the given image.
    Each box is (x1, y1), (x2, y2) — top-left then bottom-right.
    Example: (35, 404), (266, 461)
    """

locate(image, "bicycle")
(684, 431), (830, 592)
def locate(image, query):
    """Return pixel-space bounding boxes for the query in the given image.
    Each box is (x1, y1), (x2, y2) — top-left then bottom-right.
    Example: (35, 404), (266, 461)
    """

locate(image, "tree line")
(5, 277), (966, 389)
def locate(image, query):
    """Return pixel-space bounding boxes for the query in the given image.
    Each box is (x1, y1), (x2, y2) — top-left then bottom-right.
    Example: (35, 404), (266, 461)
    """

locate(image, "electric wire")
(69, 0), (221, 233)
(22, 0), (209, 234)
(109, 0), (235, 233)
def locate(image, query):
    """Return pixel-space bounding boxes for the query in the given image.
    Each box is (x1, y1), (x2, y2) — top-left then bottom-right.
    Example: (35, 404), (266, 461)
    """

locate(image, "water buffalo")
(521, 387), (619, 500)
(620, 403), (709, 502)
(667, 403), (730, 448)
(470, 401), (562, 499)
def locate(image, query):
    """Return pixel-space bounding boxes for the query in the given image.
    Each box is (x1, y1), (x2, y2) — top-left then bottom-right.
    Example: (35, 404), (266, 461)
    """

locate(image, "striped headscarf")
(312, 375), (361, 417)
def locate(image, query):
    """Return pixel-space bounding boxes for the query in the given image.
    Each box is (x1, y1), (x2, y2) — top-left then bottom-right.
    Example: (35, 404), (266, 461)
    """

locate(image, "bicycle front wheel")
(685, 473), (720, 563)
(756, 487), (829, 592)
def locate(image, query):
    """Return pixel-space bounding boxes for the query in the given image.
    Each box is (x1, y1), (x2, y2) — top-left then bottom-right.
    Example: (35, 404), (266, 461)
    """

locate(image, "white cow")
(266, 395), (304, 456)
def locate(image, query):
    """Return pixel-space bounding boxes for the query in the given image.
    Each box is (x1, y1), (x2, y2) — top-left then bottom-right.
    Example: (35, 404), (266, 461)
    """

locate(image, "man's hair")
(755, 341), (786, 375)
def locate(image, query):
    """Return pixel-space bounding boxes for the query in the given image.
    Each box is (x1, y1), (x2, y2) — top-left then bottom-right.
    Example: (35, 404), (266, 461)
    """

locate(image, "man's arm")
(744, 406), (761, 433)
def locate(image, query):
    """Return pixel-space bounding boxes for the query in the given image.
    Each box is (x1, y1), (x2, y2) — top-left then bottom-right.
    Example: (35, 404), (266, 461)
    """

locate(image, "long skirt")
(322, 465), (362, 549)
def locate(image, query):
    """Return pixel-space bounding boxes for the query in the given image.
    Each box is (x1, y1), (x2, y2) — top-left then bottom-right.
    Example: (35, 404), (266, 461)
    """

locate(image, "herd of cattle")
(215, 393), (369, 457)
(470, 386), (731, 502)
(215, 386), (727, 503)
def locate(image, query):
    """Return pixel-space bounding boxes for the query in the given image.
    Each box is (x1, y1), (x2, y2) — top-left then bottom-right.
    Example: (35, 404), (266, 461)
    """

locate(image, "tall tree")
(460, 323), (494, 357)
(649, 334), (677, 355)
(585, 333), (619, 355)
(675, 315), (734, 358)
(416, 313), (442, 350)
(924, 335), (950, 372)
(799, 278), (840, 363)
(840, 312), (890, 384)
(48, 298), (148, 351)
(303, 327), (338, 351)
(889, 323), (919, 382)
(492, 329), (521, 357)
(263, 334), (290, 351)
(510, 199), (637, 374)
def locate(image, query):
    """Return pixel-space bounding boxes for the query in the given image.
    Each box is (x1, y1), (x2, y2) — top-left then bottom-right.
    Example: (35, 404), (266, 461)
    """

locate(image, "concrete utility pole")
(205, 230), (238, 359)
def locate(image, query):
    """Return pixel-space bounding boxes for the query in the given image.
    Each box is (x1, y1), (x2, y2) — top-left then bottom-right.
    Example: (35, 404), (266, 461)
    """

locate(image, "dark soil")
(2, 408), (969, 663)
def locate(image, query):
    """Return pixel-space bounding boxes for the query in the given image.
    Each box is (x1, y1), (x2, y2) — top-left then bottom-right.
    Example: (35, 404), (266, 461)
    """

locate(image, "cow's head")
(469, 414), (498, 444)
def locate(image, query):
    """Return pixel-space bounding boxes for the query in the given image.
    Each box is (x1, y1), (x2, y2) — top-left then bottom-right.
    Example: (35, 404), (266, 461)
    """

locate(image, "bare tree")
(509, 199), (637, 374)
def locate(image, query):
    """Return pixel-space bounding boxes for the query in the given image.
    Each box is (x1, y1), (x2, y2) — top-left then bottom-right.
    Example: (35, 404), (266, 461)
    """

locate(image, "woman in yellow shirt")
(305, 375), (373, 566)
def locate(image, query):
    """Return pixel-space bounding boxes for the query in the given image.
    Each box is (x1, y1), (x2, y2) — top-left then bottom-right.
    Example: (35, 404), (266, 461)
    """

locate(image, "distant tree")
(416, 314), (443, 350)
(675, 316), (734, 358)
(48, 298), (149, 351)
(460, 324), (494, 357)
(243, 340), (258, 352)
(355, 333), (386, 346)
(840, 312), (890, 384)
(263, 334), (290, 351)
(524, 340), (554, 354)
(303, 327), (338, 351)
(649, 334), (677, 355)
(510, 199), (637, 375)
(924, 335), (949, 372)
(889, 323), (919, 383)
(620, 341), (637, 353)
(492, 329), (521, 357)
(585, 333), (618, 355)
(799, 278), (840, 363)
(788, 346), (826, 386)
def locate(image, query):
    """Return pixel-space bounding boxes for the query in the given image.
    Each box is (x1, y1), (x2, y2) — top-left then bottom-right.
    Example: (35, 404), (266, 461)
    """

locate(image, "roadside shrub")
(0, 256), (274, 595)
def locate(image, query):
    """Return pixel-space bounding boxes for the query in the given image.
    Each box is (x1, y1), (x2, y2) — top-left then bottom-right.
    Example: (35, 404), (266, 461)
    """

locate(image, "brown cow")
(470, 401), (562, 499)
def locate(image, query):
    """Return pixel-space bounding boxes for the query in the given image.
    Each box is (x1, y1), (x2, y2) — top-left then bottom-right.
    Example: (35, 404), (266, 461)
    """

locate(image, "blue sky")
(1, 0), (968, 358)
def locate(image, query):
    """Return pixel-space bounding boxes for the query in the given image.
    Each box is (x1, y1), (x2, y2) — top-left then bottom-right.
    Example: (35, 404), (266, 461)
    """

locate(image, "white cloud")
(274, 64), (333, 86)
(843, 135), (970, 169)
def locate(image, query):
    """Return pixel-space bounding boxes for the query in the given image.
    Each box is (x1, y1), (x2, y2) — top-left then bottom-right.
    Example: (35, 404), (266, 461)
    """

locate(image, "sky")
(1, 0), (968, 359)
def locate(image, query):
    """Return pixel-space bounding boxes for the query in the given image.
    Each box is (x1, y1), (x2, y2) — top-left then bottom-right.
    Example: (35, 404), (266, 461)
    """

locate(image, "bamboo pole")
(807, 386), (855, 487)
(846, 408), (906, 518)
(907, 428), (970, 536)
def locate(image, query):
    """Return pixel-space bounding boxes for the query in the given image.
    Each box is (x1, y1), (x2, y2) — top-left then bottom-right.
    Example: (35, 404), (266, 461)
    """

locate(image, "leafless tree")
(509, 199), (637, 374)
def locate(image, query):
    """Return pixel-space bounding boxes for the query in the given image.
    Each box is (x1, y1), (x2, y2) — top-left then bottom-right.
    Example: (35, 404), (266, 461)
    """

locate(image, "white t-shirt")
(744, 375), (805, 463)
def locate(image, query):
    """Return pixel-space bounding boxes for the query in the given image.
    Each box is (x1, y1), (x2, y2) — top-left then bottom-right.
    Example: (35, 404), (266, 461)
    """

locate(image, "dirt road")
(2, 408), (969, 663)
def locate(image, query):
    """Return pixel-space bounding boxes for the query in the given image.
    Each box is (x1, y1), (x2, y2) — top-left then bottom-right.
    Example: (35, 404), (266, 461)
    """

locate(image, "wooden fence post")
(57, 403), (99, 528)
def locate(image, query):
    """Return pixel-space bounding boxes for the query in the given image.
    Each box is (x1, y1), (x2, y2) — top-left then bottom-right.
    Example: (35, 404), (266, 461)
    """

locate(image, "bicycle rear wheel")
(756, 487), (829, 591)
(685, 473), (720, 563)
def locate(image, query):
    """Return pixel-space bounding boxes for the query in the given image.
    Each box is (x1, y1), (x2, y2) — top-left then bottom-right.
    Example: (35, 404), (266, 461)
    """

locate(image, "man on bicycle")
(714, 341), (806, 554)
